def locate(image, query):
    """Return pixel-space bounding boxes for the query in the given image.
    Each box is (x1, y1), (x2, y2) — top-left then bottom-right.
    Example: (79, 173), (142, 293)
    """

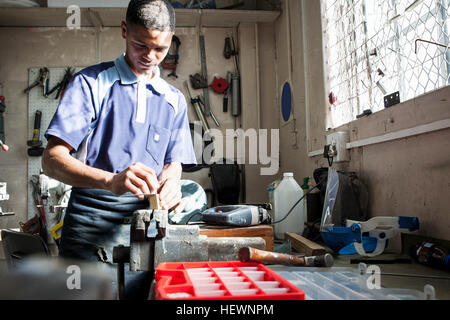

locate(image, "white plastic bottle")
(273, 173), (305, 240)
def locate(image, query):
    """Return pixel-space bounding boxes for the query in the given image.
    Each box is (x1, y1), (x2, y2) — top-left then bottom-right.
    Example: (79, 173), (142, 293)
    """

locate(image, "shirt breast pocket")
(146, 125), (171, 165)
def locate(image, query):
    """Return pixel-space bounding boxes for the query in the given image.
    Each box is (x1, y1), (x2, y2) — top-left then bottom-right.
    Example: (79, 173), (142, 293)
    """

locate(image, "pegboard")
(27, 67), (83, 222)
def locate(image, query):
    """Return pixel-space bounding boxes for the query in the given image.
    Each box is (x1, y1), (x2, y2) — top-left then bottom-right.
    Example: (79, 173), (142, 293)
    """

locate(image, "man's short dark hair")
(126, 0), (176, 32)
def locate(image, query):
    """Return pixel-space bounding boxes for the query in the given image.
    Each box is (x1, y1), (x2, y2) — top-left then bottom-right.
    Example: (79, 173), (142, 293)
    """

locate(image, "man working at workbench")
(42, 0), (197, 299)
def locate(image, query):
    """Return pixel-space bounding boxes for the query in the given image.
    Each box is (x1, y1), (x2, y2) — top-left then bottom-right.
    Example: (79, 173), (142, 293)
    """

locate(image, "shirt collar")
(114, 54), (139, 85)
(114, 54), (162, 84)
(114, 54), (179, 113)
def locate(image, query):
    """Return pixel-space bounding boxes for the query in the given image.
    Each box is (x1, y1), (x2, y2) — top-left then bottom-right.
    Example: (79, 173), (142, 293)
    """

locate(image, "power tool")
(201, 205), (272, 227)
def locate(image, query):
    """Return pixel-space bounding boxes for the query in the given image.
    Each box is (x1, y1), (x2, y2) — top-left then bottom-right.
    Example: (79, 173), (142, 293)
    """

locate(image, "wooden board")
(199, 225), (274, 252)
(148, 194), (161, 210)
(285, 233), (325, 256)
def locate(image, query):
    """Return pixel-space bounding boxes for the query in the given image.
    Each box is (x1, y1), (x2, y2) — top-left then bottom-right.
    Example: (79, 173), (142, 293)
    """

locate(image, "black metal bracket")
(384, 91), (400, 108)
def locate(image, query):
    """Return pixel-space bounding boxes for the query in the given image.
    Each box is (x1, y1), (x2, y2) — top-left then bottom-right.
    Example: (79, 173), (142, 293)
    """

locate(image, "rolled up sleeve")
(44, 73), (95, 151)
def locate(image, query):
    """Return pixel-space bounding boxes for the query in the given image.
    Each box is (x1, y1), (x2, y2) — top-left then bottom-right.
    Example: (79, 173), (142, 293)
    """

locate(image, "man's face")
(122, 21), (173, 77)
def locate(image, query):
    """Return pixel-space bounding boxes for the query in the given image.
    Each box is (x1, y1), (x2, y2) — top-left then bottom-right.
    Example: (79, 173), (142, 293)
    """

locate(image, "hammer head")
(313, 253), (334, 268)
(28, 147), (44, 157)
(27, 140), (43, 148)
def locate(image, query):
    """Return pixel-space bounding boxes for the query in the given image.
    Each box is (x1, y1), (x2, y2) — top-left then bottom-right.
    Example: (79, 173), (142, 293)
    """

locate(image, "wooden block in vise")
(285, 233), (325, 256)
(199, 225), (274, 252)
(148, 194), (161, 210)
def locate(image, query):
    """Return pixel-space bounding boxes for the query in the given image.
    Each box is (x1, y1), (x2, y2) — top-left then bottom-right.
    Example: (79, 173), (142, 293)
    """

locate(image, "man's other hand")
(158, 177), (184, 212)
(107, 162), (160, 200)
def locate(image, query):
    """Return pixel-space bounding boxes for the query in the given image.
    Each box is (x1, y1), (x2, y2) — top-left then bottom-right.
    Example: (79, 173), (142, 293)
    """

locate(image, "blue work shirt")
(45, 54), (196, 176)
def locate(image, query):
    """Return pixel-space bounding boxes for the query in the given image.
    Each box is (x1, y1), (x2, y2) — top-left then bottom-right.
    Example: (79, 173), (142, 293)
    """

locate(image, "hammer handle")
(32, 110), (42, 140)
(239, 247), (306, 266)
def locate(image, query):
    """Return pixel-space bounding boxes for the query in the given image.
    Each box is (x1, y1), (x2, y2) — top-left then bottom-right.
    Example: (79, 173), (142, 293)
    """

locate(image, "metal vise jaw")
(127, 209), (266, 272)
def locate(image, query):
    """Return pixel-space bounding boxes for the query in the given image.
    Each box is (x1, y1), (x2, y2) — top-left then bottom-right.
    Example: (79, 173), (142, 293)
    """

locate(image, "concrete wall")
(0, 27), (100, 229)
(270, 0), (450, 251)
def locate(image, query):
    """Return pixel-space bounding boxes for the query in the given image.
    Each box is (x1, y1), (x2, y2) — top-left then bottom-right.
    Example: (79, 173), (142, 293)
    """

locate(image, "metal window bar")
(322, 0), (449, 128)
(437, 0), (450, 84)
(392, 0), (404, 108)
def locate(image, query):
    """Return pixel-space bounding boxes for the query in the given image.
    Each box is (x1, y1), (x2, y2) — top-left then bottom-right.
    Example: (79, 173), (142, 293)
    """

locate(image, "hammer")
(238, 247), (334, 268)
(27, 110), (44, 157)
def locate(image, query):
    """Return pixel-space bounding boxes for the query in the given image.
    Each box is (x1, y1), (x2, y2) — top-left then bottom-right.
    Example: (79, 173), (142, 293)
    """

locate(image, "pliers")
(24, 67), (50, 96)
(46, 67), (75, 99)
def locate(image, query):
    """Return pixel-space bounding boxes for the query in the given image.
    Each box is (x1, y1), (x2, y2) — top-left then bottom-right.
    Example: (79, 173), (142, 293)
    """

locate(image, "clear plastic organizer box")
(271, 264), (437, 300)
(155, 261), (305, 300)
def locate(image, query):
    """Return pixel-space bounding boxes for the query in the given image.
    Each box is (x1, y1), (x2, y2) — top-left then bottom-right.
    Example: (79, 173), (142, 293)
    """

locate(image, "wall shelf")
(0, 8), (280, 28)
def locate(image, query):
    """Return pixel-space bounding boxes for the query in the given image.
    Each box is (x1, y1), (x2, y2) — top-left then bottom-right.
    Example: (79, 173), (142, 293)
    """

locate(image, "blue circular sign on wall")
(281, 82), (292, 122)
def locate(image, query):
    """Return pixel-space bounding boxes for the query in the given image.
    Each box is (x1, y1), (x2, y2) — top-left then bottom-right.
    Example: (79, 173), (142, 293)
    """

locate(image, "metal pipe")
(198, 95), (220, 127)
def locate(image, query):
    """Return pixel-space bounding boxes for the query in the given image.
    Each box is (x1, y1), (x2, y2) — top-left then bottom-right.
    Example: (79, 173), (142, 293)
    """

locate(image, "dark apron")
(59, 187), (151, 300)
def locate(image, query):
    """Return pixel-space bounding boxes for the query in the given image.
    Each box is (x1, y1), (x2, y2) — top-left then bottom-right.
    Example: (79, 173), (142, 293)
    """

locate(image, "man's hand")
(158, 177), (184, 213)
(107, 162), (160, 200)
(157, 162), (184, 212)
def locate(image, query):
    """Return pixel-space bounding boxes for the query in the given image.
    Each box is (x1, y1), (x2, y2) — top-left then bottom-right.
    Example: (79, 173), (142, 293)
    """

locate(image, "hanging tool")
(198, 94), (220, 127)
(161, 35), (181, 79)
(46, 67), (74, 99)
(189, 73), (208, 90)
(30, 177), (47, 227)
(224, 36), (239, 60)
(238, 247), (335, 268)
(226, 34), (241, 117)
(199, 35), (211, 116)
(210, 77), (229, 94)
(184, 81), (210, 134)
(27, 110), (44, 157)
(210, 76), (230, 115)
(223, 72), (232, 112)
(0, 95), (8, 151)
(230, 72), (241, 117)
(24, 67), (49, 96)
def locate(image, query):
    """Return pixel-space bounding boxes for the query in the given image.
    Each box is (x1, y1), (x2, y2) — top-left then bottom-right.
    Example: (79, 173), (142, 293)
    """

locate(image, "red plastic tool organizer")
(155, 261), (305, 300)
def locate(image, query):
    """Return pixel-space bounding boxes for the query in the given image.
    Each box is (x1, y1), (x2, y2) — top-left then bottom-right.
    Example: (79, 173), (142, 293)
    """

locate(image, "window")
(322, 0), (449, 128)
